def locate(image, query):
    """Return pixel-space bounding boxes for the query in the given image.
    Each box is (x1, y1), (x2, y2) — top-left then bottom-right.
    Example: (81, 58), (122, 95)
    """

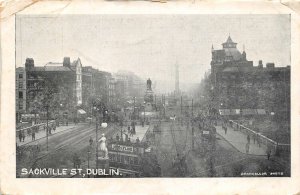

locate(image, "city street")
(14, 15), (290, 179)
(150, 119), (289, 177)
(16, 123), (120, 178)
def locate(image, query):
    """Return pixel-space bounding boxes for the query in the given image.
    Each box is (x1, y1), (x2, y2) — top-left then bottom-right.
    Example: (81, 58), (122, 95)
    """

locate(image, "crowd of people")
(17, 122), (56, 143)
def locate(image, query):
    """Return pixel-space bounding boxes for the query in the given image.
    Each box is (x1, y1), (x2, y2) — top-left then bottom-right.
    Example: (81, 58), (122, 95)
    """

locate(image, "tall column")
(175, 63), (179, 95)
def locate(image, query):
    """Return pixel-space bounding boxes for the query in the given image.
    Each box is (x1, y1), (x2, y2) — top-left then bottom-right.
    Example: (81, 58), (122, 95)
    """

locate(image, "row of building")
(208, 36), (290, 118)
(16, 57), (144, 122)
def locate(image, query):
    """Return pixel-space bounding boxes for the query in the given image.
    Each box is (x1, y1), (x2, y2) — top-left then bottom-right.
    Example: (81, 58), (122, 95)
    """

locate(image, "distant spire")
(243, 44), (245, 52)
(211, 44), (214, 51)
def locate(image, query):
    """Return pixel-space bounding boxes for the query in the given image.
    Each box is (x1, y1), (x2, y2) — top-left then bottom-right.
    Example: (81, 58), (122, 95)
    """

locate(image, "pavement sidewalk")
(112, 125), (150, 143)
(215, 125), (267, 155)
(16, 124), (80, 146)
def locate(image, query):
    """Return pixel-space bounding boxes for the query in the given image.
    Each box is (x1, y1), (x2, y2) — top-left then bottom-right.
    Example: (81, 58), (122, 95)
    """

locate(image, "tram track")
(28, 124), (119, 170)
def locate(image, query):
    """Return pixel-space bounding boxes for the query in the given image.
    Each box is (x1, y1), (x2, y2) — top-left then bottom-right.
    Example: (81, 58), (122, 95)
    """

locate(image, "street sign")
(203, 130), (210, 135)
(111, 144), (134, 153)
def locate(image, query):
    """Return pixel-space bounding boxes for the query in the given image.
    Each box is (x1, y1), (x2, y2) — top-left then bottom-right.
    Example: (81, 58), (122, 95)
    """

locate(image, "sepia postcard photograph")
(1, 1), (300, 194)
(15, 14), (291, 178)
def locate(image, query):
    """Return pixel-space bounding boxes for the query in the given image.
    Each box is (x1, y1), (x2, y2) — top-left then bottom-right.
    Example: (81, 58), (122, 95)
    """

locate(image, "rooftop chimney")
(63, 57), (70, 67)
(258, 60), (263, 68)
(25, 58), (34, 69)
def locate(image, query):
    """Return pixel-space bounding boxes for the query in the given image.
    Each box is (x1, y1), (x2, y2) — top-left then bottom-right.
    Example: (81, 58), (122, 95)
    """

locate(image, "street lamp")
(87, 149), (91, 178)
(143, 101), (146, 123)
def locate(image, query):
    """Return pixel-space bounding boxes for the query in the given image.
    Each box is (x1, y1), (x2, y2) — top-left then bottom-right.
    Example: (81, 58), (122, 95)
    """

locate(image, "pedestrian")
(19, 131), (22, 142)
(32, 131), (35, 141)
(22, 131), (25, 142)
(56, 119), (59, 127)
(89, 136), (93, 146)
(245, 142), (250, 154)
(225, 126), (227, 135)
(257, 136), (261, 148)
(253, 134), (256, 144)
(266, 148), (271, 160)
(247, 135), (250, 144)
(136, 137), (140, 144)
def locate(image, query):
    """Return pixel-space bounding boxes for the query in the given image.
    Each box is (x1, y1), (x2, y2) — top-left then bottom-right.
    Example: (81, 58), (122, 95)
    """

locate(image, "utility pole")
(133, 96), (136, 120)
(87, 149), (90, 177)
(163, 95), (166, 118)
(144, 106), (146, 122)
(96, 117), (98, 168)
(46, 104), (49, 151)
(191, 99), (194, 150)
(180, 96), (182, 115)
(154, 95), (156, 111)
(120, 122), (123, 142)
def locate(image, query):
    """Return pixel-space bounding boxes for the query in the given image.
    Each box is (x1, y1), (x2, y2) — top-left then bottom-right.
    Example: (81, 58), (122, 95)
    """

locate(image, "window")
(19, 74), (23, 79)
(19, 81), (23, 88)
(19, 91), (23, 99)
(19, 103), (23, 110)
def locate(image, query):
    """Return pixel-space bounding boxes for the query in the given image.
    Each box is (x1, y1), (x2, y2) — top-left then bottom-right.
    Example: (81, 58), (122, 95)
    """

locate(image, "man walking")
(22, 131), (25, 142)
(19, 131), (22, 142)
(266, 147), (271, 160)
(32, 130), (35, 141)
(253, 134), (256, 144)
(247, 135), (250, 144)
(257, 137), (261, 148)
(245, 142), (250, 154)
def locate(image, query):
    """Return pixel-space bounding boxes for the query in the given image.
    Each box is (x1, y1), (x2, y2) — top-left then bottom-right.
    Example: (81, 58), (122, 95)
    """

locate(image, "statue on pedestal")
(98, 134), (108, 159)
(147, 78), (152, 91)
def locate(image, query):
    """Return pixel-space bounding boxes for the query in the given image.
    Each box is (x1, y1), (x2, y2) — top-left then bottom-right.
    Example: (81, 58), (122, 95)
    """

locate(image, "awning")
(257, 109), (266, 115)
(219, 109), (231, 116)
(242, 109), (257, 115)
(77, 109), (86, 115)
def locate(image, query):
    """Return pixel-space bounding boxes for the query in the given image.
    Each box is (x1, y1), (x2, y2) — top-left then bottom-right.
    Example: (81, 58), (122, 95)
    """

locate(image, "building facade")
(113, 71), (144, 104)
(82, 66), (113, 115)
(16, 67), (26, 122)
(24, 57), (82, 120)
(210, 36), (290, 116)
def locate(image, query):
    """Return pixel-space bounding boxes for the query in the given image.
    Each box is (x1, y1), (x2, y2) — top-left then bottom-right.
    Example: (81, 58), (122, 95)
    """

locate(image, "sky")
(16, 15), (290, 93)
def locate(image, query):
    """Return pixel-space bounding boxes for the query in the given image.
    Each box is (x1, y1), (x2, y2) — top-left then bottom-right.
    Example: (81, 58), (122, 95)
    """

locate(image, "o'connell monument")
(144, 78), (154, 112)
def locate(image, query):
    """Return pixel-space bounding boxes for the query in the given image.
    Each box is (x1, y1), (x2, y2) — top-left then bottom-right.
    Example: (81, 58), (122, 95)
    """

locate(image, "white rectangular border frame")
(1, 1), (300, 194)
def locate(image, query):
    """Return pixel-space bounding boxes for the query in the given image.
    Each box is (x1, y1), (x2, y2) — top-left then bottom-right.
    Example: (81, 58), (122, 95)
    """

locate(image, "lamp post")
(46, 104), (49, 151)
(143, 101), (146, 123)
(94, 106), (100, 168)
(87, 149), (91, 177)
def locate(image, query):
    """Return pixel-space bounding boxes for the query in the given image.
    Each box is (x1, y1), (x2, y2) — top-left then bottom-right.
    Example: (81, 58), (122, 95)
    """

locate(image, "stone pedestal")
(97, 157), (110, 170)
(144, 89), (154, 112)
(145, 102), (153, 112)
